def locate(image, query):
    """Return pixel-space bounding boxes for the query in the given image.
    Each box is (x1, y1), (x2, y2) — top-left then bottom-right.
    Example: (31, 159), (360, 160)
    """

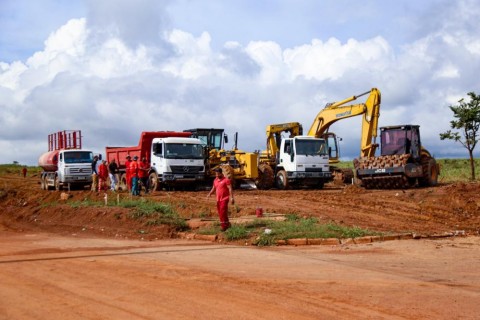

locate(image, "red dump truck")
(105, 131), (205, 191)
(38, 130), (94, 190)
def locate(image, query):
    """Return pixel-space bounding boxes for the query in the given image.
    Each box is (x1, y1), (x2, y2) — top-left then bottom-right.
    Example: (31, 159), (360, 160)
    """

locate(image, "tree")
(440, 92), (480, 180)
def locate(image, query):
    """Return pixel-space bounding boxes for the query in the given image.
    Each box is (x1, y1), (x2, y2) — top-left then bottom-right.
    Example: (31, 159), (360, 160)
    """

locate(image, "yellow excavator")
(306, 88), (381, 182)
(306, 87), (439, 188)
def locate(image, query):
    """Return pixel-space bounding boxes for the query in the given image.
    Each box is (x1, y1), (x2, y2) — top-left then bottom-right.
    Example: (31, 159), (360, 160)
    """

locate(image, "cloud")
(1, 0), (480, 165)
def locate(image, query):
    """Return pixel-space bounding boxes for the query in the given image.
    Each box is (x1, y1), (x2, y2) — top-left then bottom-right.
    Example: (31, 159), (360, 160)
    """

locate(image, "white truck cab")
(276, 136), (332, 189)
(149, 137), (205, 190)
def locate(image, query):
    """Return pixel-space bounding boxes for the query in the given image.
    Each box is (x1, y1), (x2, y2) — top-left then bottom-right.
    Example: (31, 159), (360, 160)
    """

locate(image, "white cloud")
(1, 0), (480, 165)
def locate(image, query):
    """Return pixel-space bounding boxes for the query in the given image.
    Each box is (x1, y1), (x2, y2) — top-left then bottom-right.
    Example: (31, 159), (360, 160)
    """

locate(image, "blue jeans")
(131, 177), (139, 196)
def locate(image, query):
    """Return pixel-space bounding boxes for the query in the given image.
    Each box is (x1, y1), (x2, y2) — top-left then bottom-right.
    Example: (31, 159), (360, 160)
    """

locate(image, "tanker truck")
(105, 131), (205, 191)
(38, 130), (94, 191)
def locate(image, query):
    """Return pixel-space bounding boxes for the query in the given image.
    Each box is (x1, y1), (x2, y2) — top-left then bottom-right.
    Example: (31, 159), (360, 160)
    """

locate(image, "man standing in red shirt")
(207, 167), (234, 231)
(97, 160), (109, 192)
(130, 156), (140, 196)
(125, 155), (132, 192)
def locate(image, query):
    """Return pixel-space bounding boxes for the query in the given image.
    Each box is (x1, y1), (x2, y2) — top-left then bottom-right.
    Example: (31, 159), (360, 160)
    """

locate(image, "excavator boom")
(307, 88), (381, 159)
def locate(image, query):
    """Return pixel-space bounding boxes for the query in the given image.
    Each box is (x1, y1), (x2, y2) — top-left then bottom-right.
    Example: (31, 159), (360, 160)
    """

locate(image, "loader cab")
(380, 125), (421, 159)
(184, 128), (226, 150)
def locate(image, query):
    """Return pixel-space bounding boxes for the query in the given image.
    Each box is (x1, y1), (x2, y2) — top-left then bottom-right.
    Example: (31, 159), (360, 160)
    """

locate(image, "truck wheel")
(148, 172), (159, 192)
(255, 163), (274, 190)
(40, 176), (46, 190)
(119, 173), (128, 191)
(419, 158), (438, 187)
(54, 176), (62, 191)
(276, 170), (288, 190)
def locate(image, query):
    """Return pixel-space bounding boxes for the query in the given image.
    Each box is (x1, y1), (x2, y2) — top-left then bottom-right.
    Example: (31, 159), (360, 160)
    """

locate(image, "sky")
(1, 0), (479, 165)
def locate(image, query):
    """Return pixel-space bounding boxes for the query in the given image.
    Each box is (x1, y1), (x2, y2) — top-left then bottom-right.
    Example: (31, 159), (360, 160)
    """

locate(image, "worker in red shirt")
(138, 157), (150, 194)
(97, 160), (109, 192)
(125, 155), (132, 192)
(130, 156), (140, 196)
(207, 167), (234, 231)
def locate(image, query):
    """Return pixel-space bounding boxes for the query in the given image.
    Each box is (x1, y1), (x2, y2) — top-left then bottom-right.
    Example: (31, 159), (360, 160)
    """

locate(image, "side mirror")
(224, 134), (229, 144)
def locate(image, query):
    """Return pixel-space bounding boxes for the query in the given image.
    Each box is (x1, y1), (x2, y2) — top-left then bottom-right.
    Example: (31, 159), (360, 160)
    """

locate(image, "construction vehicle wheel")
(119, 173), (127, 191)
(255, 163), (274, 189)
(276, 170), (288, 190)
(54, 176), (62, 191)
(148, 172), (159, 192)
(220, 164), (236, 188)
(40, 176), (46, 190)
(419, 159), (438, 187)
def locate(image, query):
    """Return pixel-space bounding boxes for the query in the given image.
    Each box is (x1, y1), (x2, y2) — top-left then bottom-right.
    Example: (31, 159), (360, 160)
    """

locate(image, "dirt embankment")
(1, 173), (479, 241)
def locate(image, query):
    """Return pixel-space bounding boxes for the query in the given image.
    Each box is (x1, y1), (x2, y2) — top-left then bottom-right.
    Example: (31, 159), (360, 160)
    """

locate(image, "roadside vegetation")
(197, 214), (380, 246)
(1, 159), (479, 245)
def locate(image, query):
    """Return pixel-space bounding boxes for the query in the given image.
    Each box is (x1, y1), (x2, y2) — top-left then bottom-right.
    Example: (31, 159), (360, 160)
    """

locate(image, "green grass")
(436, 158), (480, 182)
(46, 197), (188, 231)
(0, 164), (42, 175)
(197, 214), (380, 245)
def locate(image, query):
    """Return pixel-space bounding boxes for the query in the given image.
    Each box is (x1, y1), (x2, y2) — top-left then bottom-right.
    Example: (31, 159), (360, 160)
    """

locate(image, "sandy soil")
(0, 173), (479, 319)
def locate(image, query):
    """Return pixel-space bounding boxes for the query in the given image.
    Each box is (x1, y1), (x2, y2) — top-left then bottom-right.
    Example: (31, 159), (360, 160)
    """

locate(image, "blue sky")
(1, 0), (479, 165)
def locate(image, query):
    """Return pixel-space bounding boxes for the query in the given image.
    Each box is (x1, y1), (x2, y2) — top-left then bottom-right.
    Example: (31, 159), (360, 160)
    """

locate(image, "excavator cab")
(184, 128), (226, 150)
(380, 125), (421, 159)
(322, 132), (340, 162)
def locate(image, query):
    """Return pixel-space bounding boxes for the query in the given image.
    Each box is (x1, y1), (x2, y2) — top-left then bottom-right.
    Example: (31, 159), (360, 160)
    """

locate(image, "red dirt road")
(0, 173), (480, 319)
(0, 232), (479, 319)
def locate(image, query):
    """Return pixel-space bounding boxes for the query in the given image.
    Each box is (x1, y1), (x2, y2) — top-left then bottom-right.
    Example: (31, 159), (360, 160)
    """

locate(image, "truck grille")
(170, 166), (204, 174)
(70, 168), (93, 174)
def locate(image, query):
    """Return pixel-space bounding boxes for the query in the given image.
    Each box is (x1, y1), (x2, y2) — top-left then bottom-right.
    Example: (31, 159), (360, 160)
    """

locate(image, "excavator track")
(354, 154), (413, 189)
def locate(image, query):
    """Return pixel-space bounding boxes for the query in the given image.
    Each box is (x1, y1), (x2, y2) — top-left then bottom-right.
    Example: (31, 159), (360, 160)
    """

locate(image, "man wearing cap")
(207, 167), (234, 231)
(130, 156), (140, 196)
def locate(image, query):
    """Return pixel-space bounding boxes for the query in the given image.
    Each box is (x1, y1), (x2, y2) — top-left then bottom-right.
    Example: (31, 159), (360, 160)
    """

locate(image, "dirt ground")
(1, 173), (479, 240)
(1, 173), (480, 319)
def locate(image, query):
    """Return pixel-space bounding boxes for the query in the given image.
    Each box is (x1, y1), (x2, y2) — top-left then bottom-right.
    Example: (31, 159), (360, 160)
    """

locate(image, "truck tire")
(119, 173), (128, 191)
(40, 175), (46, 190)
(419, 158), (438, 187)
(54, 176), (62, 191)
(276, 170), (288, 190)
(255, 163), (274, 190)
(148, 172), (159, 192)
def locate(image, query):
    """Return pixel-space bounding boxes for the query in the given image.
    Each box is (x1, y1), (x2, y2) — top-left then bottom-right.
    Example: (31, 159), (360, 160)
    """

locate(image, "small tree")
(440, 92), (480, 180)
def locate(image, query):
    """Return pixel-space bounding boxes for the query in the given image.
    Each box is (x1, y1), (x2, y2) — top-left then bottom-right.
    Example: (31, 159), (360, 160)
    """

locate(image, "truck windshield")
(165, 143), (204, 159)
(294, 139), (327, 156)
(64, 151), (93, 163)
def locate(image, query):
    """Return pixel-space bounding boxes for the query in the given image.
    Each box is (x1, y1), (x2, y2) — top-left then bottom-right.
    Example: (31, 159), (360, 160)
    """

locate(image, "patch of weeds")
(177, 201), (187, 209)
(198, 211), (209, 219)
(251, 217), (377, 246)
(224, 225), (250, 241)
(129, 200), (188, 231)
(325, 222), (379, 238)
(69, 199), (101, 208)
